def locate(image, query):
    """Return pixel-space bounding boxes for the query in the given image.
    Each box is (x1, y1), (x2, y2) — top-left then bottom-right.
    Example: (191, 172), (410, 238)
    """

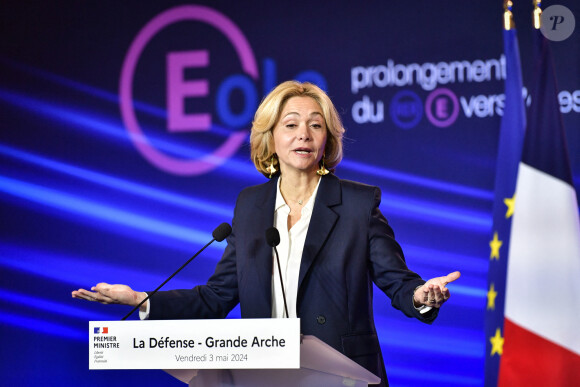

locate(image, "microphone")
(121, 222), (232, 320)
(265, 227), (289, 318)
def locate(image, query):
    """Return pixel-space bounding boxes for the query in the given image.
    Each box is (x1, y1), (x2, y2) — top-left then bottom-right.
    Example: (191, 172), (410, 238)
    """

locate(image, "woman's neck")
(279, 172), (320, 206)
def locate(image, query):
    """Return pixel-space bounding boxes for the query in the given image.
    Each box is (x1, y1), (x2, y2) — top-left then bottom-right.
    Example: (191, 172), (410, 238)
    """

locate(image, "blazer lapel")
(298, 174), (341, 291)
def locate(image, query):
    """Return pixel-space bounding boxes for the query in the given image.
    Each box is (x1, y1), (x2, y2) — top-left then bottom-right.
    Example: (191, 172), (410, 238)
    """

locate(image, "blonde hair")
(250, 81), (345, 177)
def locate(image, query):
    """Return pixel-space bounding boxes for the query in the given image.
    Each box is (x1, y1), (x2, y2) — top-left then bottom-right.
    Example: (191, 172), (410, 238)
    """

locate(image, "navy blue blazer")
(149, 173), (437, 386)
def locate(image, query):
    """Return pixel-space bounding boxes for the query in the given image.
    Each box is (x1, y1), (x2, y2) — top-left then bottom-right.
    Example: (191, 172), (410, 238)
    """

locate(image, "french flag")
(498, 31), (580, 385)
(93, 327), (109, 334)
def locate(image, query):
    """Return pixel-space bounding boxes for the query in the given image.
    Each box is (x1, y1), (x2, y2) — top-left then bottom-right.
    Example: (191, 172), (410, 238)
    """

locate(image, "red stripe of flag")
(499, 318), (580, 386)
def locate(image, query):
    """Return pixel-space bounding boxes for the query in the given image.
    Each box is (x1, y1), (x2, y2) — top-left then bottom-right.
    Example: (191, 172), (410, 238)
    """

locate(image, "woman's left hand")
(413, 271), (461, 308)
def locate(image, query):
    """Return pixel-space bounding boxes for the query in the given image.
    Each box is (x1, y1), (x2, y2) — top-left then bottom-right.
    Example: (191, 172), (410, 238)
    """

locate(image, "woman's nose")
(296, 123), (310, 140)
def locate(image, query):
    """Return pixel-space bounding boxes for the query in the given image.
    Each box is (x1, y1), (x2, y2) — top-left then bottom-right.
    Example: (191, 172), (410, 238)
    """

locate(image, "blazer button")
(316, 315), (326, 325)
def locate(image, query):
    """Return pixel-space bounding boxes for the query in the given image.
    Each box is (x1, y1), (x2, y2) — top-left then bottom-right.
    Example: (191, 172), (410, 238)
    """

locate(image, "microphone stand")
(273, 245), (290, 318)
(121, 238), (218, 321)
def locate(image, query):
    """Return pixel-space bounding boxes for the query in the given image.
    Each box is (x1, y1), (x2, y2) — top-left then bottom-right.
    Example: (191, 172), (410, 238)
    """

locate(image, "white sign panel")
(89, 319), (300, 370)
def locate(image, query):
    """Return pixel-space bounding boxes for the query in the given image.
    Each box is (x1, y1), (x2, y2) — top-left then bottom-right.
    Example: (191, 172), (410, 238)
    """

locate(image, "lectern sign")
(89, 319), (300, 370)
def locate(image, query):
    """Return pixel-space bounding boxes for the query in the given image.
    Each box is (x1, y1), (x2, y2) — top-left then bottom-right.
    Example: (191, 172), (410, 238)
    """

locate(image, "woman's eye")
(285, 124), (296, 128)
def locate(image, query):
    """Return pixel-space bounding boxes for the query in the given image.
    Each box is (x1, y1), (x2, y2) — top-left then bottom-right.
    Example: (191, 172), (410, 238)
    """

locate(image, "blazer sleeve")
(366, 186), (438, 323)
(147, 201), (242, 320)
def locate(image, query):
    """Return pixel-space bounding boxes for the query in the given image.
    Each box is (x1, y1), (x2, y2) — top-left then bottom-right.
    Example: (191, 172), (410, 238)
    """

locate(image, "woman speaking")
(73, 80), (460, 386)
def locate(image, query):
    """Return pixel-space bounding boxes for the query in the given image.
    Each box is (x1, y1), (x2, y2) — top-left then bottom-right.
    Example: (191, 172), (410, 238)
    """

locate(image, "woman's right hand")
(72, 283), (148, 310)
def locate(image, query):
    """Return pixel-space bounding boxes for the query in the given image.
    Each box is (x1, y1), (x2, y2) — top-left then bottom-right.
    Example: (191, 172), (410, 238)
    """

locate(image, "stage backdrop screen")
(1, 1), (579, 386)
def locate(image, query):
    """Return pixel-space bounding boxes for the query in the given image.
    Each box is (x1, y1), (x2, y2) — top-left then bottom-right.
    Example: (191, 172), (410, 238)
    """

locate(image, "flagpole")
(532, 0), (542, 29)
(503, 0), (514, 31)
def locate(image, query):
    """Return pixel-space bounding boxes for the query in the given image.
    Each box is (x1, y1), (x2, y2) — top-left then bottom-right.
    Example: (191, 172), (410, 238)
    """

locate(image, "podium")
(89, 319), (380, 387)
(166, 335), (380, 386)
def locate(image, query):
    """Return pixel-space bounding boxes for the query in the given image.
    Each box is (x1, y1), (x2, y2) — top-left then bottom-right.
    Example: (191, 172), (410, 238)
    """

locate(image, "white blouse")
(271, 177), (321, 318)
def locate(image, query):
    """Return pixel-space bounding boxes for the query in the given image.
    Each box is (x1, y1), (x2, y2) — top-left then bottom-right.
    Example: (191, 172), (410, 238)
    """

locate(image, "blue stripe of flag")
(521, 30), (573, 186)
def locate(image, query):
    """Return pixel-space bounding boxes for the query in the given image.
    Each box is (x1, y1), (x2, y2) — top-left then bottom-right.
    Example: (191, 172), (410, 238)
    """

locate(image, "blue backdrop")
(1, 1), (579, 386)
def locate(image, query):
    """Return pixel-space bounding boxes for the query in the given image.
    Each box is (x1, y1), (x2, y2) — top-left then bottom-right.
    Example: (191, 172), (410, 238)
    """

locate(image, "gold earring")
(267, 156), (277, 178)
(316, 155), (330, 176)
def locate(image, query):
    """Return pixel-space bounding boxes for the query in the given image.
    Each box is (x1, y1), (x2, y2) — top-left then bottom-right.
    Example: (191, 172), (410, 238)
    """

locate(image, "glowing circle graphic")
(119, 5), (257, 175)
